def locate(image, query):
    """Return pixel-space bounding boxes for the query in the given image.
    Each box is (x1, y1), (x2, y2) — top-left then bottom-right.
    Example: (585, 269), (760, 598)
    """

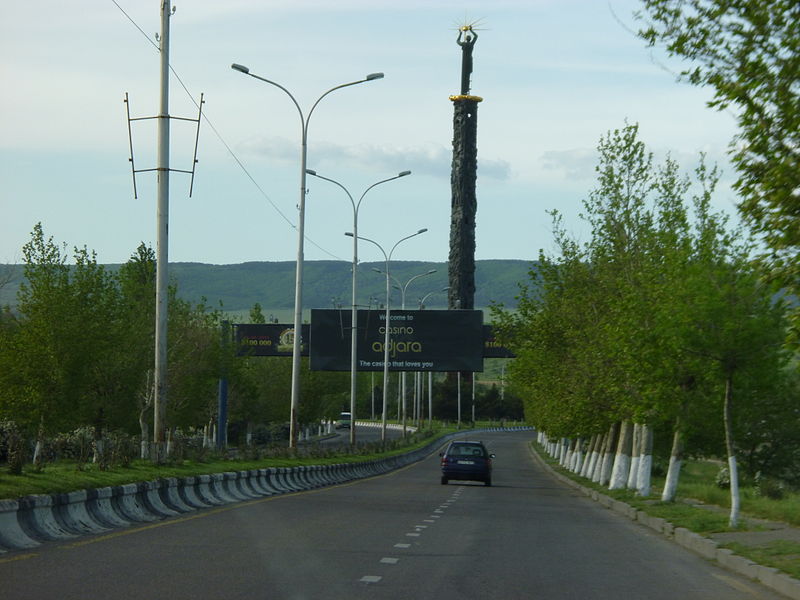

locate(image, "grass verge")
(0, 425), (464, 500)
(532, 442), (800, 579)
(722, 541), (800, 580)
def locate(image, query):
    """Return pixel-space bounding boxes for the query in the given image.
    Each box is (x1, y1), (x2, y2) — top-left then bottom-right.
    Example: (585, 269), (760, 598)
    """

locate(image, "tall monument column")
(448, 25), (482, 311)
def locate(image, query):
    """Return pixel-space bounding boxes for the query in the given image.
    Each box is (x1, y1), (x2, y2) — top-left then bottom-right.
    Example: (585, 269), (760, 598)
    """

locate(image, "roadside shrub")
(1, 421), (26, 475)
(169, 429), (211, 463)
(754, 471), (786, 500)
(105, 431), (138, 469)
(51, 427), (94, 469)
(715, 466), (730, 489)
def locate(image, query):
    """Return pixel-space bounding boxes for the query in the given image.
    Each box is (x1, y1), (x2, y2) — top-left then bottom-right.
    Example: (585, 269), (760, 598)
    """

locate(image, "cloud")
(238, 136), (510, 180)
(540, 148), (597, 180)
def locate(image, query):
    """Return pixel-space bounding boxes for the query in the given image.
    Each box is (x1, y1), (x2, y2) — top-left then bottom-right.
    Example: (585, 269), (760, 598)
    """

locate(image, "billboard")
(234, 324), (309, 357)
(309, 309), (484, 372)
(482, 325), (516, 358)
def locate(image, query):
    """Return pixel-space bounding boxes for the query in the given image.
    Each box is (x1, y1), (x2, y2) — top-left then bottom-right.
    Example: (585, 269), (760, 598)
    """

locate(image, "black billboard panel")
(483, 325), (516, 358)
(310, 309), (484, 372)
(234, 324), (309, 357)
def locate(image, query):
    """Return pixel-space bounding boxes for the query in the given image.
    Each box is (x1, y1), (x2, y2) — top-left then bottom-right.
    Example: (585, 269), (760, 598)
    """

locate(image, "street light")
(306, 168), (411, 446)
(419, 286), (449, 425)
(231, 63), (384, 448)
(373, 269), (437, 310)
(419, 286), (450, 309)
(346, 228), (427, 441)
(371, 268), (437, 434)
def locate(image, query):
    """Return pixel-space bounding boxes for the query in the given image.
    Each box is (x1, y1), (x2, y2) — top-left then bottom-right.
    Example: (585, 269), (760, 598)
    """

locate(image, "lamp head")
(231, 63), (250, 74)
(398, 170), (411, 177)
(345, 232), (354, 238)
(417, 228), (428, 234)
(306, 169), (317, 176)
(366, 72), (385, 81)
(427, 269), (437, 274)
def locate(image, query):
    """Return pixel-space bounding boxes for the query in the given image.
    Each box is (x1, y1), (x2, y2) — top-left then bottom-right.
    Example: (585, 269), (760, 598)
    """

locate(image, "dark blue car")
(440, 440), (494, 486)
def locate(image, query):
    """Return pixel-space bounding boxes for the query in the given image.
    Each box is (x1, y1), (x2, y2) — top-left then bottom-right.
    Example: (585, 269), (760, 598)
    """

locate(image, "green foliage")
(636, 0), (800, 343)
(494, 123), (796, 482)
(1, 228), (336, 456)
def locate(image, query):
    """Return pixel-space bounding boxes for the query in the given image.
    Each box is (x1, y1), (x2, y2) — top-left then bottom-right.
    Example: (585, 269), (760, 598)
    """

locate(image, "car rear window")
(449, 444), (486, 457)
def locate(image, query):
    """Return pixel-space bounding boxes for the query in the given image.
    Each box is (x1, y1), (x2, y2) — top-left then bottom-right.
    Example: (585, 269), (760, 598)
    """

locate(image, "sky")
(0, 0), (740, 267)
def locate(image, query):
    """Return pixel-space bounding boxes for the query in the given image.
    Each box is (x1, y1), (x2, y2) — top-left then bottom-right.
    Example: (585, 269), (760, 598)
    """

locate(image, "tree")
(681, 247), (788, 526)
(637, 0), (800, 337)
(493, 123), (794, 509)
(1, 225), (138, 451)
(117, 244), (157, 457)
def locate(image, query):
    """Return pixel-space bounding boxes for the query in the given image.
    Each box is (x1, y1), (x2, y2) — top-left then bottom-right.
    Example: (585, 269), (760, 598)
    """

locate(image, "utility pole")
(153, 0), (172, 462)
(125, 2), (203, 462)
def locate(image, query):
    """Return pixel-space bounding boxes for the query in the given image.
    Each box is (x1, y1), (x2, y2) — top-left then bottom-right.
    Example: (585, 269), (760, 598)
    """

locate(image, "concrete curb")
(531, 444), (800, 600)
(0, 426), (531, 554)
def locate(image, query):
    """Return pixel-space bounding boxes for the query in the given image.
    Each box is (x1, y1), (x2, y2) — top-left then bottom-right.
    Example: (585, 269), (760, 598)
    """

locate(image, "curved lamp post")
(372, 268), (437, 435)
(419, 286), (449, 310)
(306, 168), (411, 446)
(231, 63), (383, 447)
(346, 228), (427, 441)
(418, 286), (449, 425)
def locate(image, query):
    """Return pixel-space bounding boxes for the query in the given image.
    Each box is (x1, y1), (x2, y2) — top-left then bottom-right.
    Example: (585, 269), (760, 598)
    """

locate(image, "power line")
(109, 0), (344, 261)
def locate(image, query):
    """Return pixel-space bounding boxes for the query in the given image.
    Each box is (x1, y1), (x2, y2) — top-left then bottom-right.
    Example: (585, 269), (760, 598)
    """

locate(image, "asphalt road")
(314, 423), (403, 447)
(0, 430), (784, 599)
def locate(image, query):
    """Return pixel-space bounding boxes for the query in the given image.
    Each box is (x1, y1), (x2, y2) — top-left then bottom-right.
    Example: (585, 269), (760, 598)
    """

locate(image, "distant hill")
(0, 260), (534, 314)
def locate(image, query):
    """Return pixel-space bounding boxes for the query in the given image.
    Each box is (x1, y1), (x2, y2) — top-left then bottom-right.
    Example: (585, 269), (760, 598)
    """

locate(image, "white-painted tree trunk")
(573, 437), (584, 473)
(32, 419), (45, 465)
(728, 455), (740, 528)
(592, 431), (609, 483)
(599, 424), (619, 486)
(724, 376), (740, 528)
(580, 435), (594, 478)
(637, 424), (653, 497)
(138, 370), (154, 461)
(627, 423), (641, 490)
(609, 420), (633, 490)
(166, 428), (173, 457)
(661, 425), (684, 502)
(93, 436), (104, 464)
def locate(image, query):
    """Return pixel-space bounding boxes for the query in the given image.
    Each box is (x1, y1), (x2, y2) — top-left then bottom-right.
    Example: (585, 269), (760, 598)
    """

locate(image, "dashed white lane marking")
(359, 487), (466, 584)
